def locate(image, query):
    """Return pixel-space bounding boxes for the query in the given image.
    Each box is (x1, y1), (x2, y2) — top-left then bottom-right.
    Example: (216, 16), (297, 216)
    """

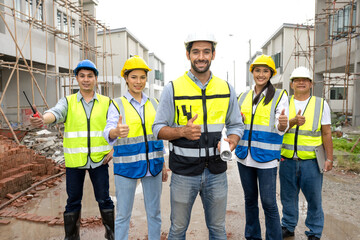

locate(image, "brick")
(0, 219), (11, 225)
(48, 217), (60, 225)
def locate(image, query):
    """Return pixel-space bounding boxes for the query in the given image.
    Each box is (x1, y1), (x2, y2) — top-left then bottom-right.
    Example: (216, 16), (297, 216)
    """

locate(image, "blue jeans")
(65, 163), (114, 213)
(115, 173), (163, 240)
(279, 158), (324, 238)
(168, 168), (228, 240)
(237, 163), (282, 240)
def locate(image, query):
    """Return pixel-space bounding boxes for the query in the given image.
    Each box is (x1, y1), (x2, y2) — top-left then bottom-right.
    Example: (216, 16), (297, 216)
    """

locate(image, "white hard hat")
(184, 32), (217, 48)
(290, 66), (312, 81)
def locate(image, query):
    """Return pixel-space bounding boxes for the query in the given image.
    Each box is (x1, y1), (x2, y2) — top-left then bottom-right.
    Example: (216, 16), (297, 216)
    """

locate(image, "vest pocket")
(153, 141), (164, 150)
(207, 156), (227, 174)
(114, 143), (141, 156)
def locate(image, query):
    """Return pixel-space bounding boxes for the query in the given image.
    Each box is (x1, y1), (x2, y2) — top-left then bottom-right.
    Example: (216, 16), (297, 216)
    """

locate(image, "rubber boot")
(63, 211), (81, 240)
(100, 208), (114, 240)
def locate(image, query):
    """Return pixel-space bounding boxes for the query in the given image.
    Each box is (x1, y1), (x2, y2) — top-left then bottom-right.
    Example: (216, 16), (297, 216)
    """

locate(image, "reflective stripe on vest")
(281, 96), (323, 159)
(63, 94), (111, 168)
(235, 89), (287, 162)
(169, 73), (230, 175)
(112, 96), (164, 179)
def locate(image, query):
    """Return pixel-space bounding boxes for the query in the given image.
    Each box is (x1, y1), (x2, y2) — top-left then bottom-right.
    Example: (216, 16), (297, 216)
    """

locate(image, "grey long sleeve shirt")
(152, 71), (244, 139)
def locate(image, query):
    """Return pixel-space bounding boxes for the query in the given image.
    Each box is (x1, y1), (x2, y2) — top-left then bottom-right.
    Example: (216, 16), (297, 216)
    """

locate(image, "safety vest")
(235, 89), (287, 162)
(63, 93), (112, 168)
(281, 96), (324, 159)
(112, 96), (164, 179)
(169, 72), (230, 176)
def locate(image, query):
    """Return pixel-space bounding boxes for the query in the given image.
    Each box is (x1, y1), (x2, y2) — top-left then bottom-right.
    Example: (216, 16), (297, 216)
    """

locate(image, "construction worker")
(30, 59), (114, 240)
(103, 55), (168, 240)
(235, 54), (289, 240)
(152, 32), (244, 239)
(280, 66), (333, 240)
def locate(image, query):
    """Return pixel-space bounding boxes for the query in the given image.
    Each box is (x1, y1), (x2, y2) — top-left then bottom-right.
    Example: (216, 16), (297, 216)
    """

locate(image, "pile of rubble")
(22, 128), (65, 165)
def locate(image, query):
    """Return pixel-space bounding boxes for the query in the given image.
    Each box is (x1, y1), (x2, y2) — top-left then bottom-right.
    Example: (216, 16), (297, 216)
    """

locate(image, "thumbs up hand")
(278, 109), (288, 131)
(112, 115), (129, 138)
(182, 114), (201, 140)
(295, 109), (306, 126)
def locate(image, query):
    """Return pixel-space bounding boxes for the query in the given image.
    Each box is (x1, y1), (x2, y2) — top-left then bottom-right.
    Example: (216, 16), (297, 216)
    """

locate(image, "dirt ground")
(0, 153), (359, 240)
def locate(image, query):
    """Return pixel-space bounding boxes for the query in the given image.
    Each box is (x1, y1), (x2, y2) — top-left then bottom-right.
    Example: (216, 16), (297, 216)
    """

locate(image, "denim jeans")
(168, 168), (228, 240)
(65, 163), (114, 213)
(237, 163), (282, 240)
(115, 173), (163, 240)
(279, 158), (324, 238)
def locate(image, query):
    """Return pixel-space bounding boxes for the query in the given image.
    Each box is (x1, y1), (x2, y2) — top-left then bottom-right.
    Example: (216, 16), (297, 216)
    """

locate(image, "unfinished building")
(314, 0), (360, 125)
(0, 0), (114, 143)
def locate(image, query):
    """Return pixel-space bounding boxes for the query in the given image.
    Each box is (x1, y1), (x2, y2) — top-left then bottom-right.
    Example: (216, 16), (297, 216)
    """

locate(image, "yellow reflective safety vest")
(112, 96), (164, 179)
(170, 72), (230, 176)
(63, 93), (112, 168)
(281, 96), (324, 159)
(235, 89), (287, 162)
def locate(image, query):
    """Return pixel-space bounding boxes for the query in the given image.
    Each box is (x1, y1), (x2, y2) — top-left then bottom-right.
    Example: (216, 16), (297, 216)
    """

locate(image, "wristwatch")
(326, 159), (333, 163)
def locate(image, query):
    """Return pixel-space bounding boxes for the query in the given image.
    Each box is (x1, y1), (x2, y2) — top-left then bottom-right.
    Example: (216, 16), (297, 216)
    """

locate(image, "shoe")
(308, 236), (320, 240)
(63, 211), (81, 240)
(282, 226), (295, 238)
(100, 208), (114, 240)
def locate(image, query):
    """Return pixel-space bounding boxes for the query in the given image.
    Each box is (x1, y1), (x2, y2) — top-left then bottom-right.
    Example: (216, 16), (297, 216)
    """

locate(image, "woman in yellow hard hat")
(103, 55), (168, 240)
(234, 54), (289, 240)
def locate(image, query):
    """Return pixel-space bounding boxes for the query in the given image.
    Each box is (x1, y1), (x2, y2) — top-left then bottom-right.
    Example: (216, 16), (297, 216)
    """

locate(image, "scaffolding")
(313, 0), (360, 124)
(0, 0), (114, 143)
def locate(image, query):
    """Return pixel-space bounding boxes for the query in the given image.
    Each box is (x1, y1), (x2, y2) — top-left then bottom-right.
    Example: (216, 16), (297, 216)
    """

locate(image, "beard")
(191, 60), (212, 74)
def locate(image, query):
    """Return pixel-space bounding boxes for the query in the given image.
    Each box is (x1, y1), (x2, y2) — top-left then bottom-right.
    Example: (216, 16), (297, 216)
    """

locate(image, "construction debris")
(22, 128), (65, 165)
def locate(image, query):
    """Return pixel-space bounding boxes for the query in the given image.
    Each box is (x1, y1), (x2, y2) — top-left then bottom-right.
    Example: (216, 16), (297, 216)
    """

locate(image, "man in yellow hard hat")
(280, 66), (333, 240)
(152, 32), (244, 239)
(30, 59), (114, 240)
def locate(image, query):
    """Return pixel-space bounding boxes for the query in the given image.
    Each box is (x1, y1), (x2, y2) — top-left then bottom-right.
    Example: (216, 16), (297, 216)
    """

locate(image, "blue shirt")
(152, 71), (244, 139)
(45, 91), (105, 169)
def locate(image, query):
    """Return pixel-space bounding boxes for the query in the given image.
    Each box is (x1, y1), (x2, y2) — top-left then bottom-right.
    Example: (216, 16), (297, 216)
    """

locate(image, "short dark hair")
(186, 41), (216, 53)
(76, 67), (97, 77)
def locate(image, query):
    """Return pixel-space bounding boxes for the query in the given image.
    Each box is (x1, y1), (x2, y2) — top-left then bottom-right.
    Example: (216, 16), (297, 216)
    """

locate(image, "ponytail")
(253, 81), (276, 106)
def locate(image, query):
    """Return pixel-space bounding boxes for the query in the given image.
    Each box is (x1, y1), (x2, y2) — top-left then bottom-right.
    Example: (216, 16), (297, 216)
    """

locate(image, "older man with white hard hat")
(280, 66), (333, 240)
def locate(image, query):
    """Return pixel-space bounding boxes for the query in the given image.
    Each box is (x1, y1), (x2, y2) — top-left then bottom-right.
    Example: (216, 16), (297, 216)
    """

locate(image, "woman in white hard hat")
(103, 55), (168, 240)
(235, 55), (289, 240)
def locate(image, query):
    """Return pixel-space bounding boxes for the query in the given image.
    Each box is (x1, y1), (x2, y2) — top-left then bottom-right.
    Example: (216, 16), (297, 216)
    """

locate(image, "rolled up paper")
(220, 128), (232, 161)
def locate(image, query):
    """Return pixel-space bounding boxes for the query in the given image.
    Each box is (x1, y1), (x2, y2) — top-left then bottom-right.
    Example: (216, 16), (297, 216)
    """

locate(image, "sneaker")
(308, 236), (320, 240)
(282, 226), (295, 238)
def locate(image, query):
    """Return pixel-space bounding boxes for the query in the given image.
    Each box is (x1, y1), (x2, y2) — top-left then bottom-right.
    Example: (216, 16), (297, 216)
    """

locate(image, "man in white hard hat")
(152, 32), (244, 239)
(280, 66), (333, 240)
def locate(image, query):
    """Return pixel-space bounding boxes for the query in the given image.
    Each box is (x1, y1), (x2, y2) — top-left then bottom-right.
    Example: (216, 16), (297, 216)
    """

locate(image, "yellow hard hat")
(121, 55), (151, 78)
(249, 54), (277, 76)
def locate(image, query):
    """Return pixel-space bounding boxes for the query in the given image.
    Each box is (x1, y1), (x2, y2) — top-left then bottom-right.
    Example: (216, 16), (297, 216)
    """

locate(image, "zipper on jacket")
(130, 102), (150, 171)
(294, 125), (300, 155)
(248, 93), (262, 149)
(81, 100), (94, 160)
(201, 89), (209, 166)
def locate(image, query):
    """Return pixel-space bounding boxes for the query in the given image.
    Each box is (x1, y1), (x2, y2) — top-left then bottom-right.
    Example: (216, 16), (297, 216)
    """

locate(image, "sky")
(96, 0), (315, 94)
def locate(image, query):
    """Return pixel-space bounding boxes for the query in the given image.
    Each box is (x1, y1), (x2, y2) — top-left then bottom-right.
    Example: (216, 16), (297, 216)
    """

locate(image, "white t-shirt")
(291, 96), (331, 159)
(236, 88), (289, 169)
(294, 97), (331, 125)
